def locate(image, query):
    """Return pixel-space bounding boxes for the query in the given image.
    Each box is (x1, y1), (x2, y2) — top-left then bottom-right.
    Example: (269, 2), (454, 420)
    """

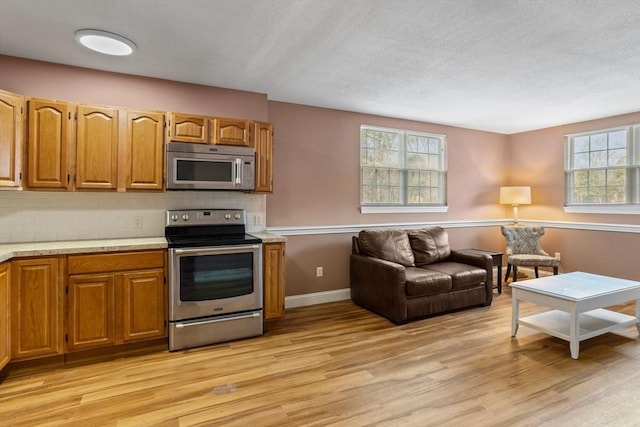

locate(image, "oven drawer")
(168, 310), (263, 351)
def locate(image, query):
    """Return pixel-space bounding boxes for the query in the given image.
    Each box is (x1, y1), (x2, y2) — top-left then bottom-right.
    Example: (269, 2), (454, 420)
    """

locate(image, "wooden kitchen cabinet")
(67, 273), (116, 351)
(263, 242), (285, 321)
(123, 109), (165, 191)
(76, 104), (119, 190)
(11, 257), (64, 360)
(0, 89), (24, 189)
(251, 121), (273, 193)
(66, 250), (166, 352)
(0, 262), (10, 370)
(121, 269), (165, 342)
(26, 98), (73, 190)
(211, 117), (251, 146)
(168, 112), (208, 143)
(26, 97), (165, 192)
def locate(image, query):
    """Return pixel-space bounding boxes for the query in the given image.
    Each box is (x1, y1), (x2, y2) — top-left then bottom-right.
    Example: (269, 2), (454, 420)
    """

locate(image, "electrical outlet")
(316, 267), (323, 277)
(133, 216), (143, 229)
(254, 214), (263, 226)
(555, 252), (561, 261)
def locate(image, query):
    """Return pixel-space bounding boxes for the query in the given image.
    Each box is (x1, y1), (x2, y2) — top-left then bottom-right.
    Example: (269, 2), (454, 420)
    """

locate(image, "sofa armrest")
(450, 250), (493, 303)
(349, 254), (408, 324)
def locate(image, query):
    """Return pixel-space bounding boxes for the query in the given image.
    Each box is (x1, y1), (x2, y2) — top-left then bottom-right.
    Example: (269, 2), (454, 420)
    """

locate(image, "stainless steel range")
(166, 209), (263, 351)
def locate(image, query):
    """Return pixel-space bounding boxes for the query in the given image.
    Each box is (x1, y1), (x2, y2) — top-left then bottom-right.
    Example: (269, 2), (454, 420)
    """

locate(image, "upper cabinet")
(0, 90), (24, 189)
(76, 104), (119, 190)
(251, 121), (274, 193)
(24, 98), (165, 192)
(124, 110), (165, 191)
(168, 113), (208, 143)
(211, 118), (250, 146)
(27, 98), (72, 190)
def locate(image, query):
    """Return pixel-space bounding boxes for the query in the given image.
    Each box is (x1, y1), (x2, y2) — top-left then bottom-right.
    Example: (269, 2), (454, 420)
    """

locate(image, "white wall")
(0, 191), (266, 243)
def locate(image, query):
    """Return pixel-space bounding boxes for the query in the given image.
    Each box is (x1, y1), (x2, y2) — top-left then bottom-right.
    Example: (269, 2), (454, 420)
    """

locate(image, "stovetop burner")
(165, 209), (261, 248)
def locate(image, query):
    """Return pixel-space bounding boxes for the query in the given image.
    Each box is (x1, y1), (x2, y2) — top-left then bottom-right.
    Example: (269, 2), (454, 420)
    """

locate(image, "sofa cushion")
(405, 267), (451, 296)
(422, 262), (486, 290)
(358, 229), (415, 267)
(408, 227), (451, 266)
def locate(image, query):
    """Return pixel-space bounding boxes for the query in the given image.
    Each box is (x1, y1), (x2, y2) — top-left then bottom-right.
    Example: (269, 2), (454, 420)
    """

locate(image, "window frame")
(564, 124), (640, 214)
(360, 124), (448, 214)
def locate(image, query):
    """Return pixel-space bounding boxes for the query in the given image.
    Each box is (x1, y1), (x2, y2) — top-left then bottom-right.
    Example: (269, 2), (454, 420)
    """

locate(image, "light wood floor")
(1, 286), (640, 427)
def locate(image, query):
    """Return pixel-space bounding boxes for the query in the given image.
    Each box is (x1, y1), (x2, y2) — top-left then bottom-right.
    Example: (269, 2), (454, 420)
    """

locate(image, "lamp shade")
(500, 186), (531, 205)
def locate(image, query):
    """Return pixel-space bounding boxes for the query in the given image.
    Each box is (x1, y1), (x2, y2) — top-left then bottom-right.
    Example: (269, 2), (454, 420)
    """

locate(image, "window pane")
(608, 148), (626, 166)
(591, 133), (607, 151)
(407, 153), (428, 169)
(574, 136), (589, 153)
(590, 151), (607, 168)
(574, 152), (589, 169)
(609, 130), (627, 149)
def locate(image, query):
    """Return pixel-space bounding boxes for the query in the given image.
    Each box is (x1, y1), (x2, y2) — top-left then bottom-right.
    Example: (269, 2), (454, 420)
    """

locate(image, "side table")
(457, 249), (504, 294)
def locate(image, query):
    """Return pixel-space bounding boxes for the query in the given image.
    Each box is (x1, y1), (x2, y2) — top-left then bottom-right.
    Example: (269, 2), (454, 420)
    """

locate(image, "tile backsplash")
(0, 191), (266, 243)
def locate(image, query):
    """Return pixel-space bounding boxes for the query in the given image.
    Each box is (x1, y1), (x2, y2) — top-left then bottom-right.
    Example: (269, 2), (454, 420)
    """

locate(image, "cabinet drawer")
(68, 251), (165, 275)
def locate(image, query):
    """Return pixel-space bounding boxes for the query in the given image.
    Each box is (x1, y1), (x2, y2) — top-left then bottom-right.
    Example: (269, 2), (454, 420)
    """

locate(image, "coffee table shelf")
(519, 308), (638, 342)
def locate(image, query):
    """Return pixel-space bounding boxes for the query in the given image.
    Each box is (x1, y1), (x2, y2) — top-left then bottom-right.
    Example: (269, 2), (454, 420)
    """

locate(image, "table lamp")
(500, 186), (531, 224)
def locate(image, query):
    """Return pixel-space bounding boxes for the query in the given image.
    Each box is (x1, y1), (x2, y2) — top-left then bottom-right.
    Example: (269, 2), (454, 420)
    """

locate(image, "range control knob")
(170, 214), (179, 222)
(224, 213), (231, 220)
(182, 214), (190, 221)
(234, 213), (241, 220)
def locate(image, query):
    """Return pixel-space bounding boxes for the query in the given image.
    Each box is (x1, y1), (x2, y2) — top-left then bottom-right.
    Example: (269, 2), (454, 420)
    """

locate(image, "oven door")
(169, 244), (262, 321)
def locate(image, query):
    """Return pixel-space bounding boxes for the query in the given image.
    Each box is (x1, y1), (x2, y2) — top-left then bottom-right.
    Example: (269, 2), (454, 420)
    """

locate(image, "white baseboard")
(285, 288), (351, 309)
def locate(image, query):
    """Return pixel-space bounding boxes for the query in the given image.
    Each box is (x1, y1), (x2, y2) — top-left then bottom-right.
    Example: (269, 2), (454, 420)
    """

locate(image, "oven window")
(179, 253), (253, 301)
(176, 159), (232, 182)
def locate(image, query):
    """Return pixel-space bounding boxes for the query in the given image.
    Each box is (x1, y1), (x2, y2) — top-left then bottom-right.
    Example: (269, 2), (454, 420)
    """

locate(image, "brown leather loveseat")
(350, 227), (493, 324)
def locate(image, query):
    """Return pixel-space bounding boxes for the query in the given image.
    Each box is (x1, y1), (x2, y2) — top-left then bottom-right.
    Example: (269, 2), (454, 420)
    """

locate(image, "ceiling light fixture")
(75, 29), (136, 56)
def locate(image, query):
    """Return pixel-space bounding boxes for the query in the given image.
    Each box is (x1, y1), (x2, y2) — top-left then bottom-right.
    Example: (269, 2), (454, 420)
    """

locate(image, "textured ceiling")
(1, 0), (639, 134)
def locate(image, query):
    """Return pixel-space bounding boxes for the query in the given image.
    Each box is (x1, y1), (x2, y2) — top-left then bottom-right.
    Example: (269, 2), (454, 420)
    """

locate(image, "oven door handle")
(172, 245), (261, 256)
(175, 312), (261, 328)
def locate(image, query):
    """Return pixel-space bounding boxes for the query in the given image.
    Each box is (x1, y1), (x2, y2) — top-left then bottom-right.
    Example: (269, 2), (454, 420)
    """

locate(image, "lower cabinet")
(0, 262), (10, 370)
(10, 257), (64, 360)
(263, 242), (285, 321)
(66, 251), (166, 352)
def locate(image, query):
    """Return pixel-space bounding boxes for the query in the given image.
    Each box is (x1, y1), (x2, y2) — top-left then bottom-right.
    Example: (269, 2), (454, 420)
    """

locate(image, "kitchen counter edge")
(0, 233), (286, 264)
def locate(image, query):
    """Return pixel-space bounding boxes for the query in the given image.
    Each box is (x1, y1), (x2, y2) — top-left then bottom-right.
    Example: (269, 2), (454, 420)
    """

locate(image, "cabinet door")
(67, 274), (116, 351)
(0, 262), (10, 370)
(11, 258), (62, 360)
(0, 90), (24, 188)
(251, 121), (273, 193)
(211, 118), (250, 146)
(27, 98), (72, 189)
(123, 110), (165, 191)
(76, 104), (119, 190)
(168, 113), (208, 143)
(121, 269), (166, 342)
(263, 242), (285, 321)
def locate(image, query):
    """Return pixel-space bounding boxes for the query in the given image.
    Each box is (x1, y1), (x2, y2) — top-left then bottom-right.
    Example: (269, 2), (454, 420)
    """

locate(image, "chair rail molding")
(267, 219), (640, 236)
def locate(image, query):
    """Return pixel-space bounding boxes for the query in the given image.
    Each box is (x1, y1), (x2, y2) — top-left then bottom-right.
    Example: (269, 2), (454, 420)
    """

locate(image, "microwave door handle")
(234, 158), (243, 185)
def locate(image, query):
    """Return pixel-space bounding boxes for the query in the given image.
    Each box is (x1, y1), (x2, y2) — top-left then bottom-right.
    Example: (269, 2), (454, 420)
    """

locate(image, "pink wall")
(266, 101), (509, 226)
(0, 55), (268, 120)
(506, 112), (640, 224)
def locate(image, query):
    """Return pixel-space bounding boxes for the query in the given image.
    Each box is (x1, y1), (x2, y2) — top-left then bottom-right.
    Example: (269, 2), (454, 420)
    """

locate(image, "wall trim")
(285, 288), (351, 308)
(267, 218), (640, 236)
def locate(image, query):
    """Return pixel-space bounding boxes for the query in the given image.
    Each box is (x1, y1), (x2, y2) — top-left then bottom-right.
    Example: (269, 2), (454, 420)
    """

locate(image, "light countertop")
(0, 232), (285, 264)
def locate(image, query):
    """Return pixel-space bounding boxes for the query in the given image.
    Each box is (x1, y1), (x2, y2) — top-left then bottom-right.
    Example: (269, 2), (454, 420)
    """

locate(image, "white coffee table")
(511, 271), (640, 359)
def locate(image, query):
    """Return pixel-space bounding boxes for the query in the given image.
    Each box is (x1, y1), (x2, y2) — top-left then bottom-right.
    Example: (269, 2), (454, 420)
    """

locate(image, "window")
(360, 125), (447, 212)
(565, 124), (640, 213)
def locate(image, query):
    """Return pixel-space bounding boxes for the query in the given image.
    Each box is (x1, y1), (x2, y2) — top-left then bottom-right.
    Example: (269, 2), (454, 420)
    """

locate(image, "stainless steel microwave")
(166, 142), (255, 191)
